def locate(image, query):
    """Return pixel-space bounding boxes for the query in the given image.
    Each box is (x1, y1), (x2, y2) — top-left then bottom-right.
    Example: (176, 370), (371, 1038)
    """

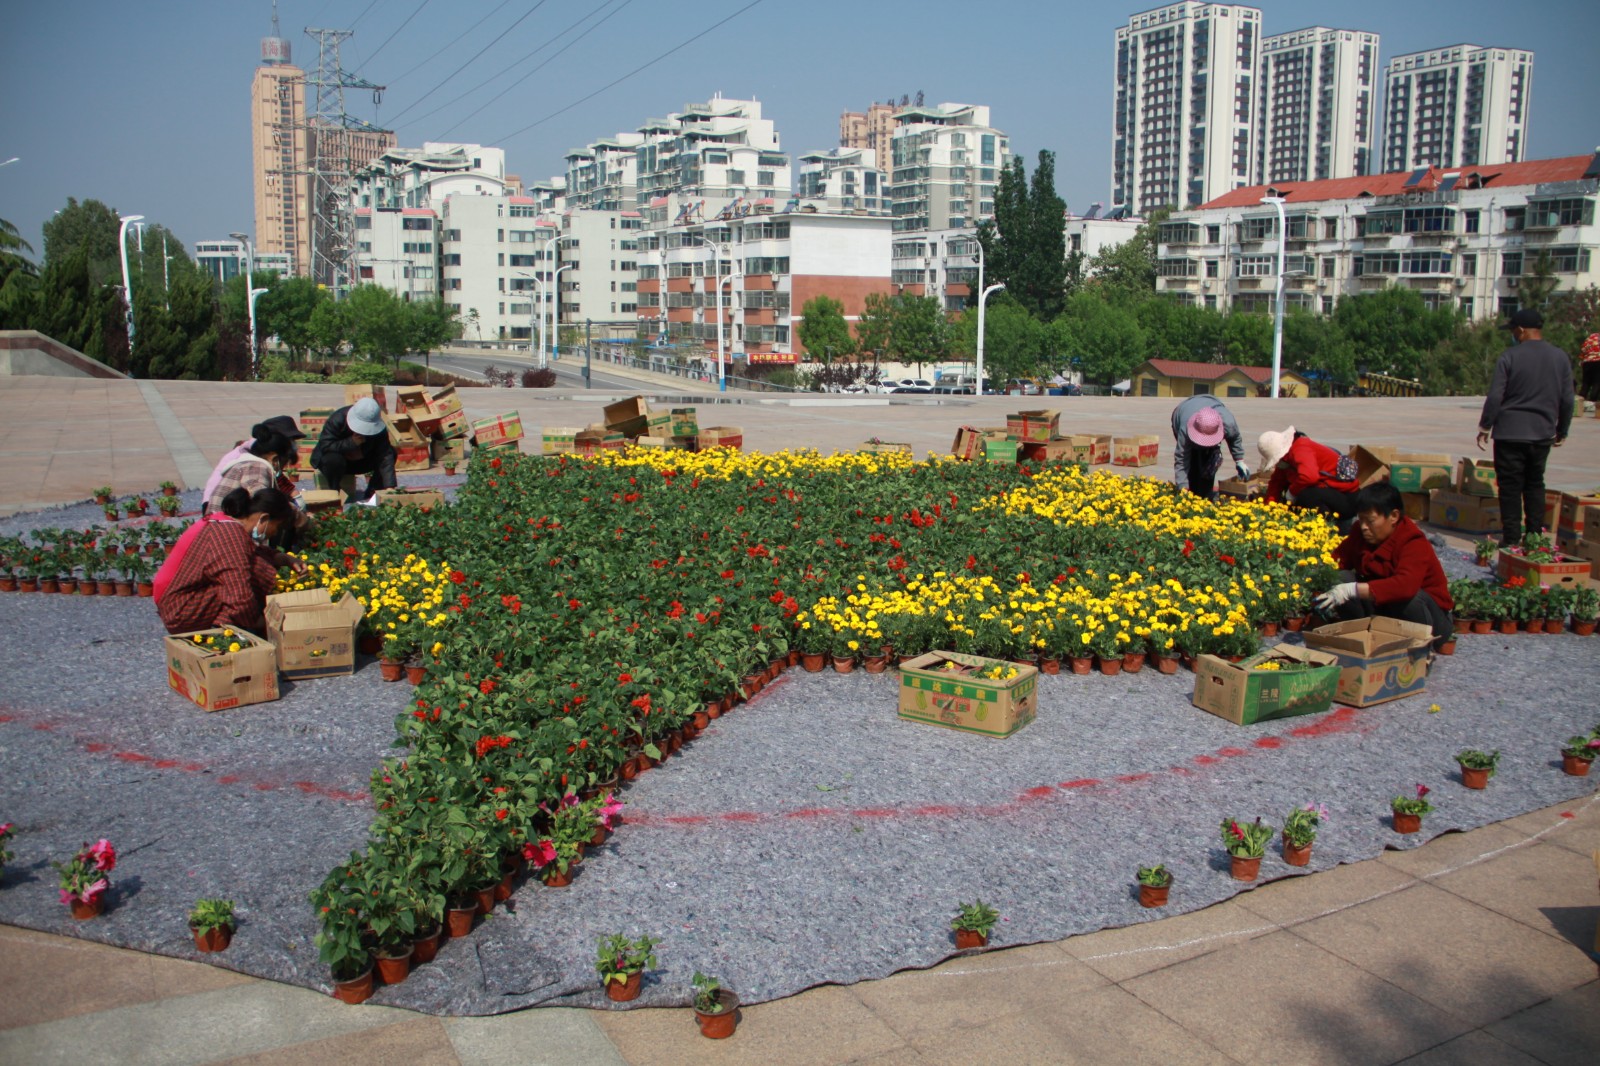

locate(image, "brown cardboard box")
(1496, 549), (1594, 590)
(1302, 617), (1434, 707)
(1545, 489), (1562, 532)
(344, 384), (386, 412)
(542, 426), (580, 454)
(1556, 491), (1600, 542)
(376, 488), (446, 510)
(1388, 454), (1457, 494)
(1581, 505), (1600, 545)
(1458, 458), (1498, 498)
(1348, 445), (1393, 488)
(264, 590), (365, 681)
(472, 412), (524, 449)
(860, 440), (913, 455)
(299, 407), (335, 440)
(671, 408), (699, 437)
(697, 426), (744, 451)
(950, 426), (984, 460)
(301, 489), (343, 514)
(1190, 646), (1342, 726)
(1217, 474), (1272, 499)
(1020, 438), (1087, 465)
(632, 435), (671, 449)
(395, 385), (433, 419)
(428, 384), (463, 418)
(1112, 435), (1160, 467)
(897, 651), (1038, 738)
(1400, 491), (1430, 523)
(1083, 434), (1112, 465)
(165, 628), (280, 712)
(603, 396), (652, 436)
(394, 442), (431, 472)
(575, 427), (626, 456)
(1428, 490), (1500, 534)
(435, 409), (470, 440)
(1562, 537), (1600, 578)
(431, 436), (468, 466)
(385, 413), (428, 447)
(1005, 409), (1059, 444)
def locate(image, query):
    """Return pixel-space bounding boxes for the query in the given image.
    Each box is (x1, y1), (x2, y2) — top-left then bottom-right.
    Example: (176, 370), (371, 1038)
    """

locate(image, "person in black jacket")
(309, 397), (396, 505)
(1476, 308), (1575, 545)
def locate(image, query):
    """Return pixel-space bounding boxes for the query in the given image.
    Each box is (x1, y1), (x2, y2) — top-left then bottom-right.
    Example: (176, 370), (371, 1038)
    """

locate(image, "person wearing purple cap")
(1170, 395), (1248, 498)
(1476, 307), (1574, 546)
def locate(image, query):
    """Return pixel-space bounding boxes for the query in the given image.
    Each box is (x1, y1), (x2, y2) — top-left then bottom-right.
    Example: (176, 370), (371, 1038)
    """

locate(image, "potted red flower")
(54, 838), (116, 919)
(1390, 784), (1434, 834)
(1220, 817), (1272, 881)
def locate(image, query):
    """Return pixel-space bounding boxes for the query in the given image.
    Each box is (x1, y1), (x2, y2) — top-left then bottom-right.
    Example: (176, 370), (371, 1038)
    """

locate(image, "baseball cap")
(1503, 307), (1544, 330)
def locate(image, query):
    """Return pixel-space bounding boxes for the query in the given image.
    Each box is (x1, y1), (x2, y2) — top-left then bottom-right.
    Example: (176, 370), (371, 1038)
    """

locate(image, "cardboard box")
(642, 411), (673, 438)
(1303, 617), (1435, 708)
(1496, 549), (1594, 591)
(542, 426), (581, 454)
(603, 396), (652, 436)
(951, 426), (984, 460)
(697, 426), (744, 451)
(984, 438), (1019, 463)
(1190, 646), (1342, 726)
(1020, 438), (1088, 466)
(1348, 445), (1393, 489)
(1458, 458), (1498, 497)
(472, 412), (524, 449)
(897, 651), (1038, 738)
(670, 408), (699, 437)
(428, 384), (463, 418)
(1083, 434), (1112, 465)
(1582, 505), (1600, 545)
(1055, 436), (1096, 465)
(376, 487), (446, 510)
(394, 442), (431, 472)
(264, 590), (364, 681)
(431, 436), (468, 466)
(1399, 491), (1430, 523)
(299, 407), (334, 440)
(575, 427), (626, 456)
(165, 628), (280, 712)
(1562, 537), (1600, 578)
(344, 384), (386, 412)
(1388, 454), (1457, 494)
(1556, 492), (1600, 539)
(1544, 490), (1562, 532)
(395, 385), (433, 419)
(860, 441), (913, 455)
(1428, 489), (1500, 534)
(301, 489), (344, 515)
(1217, 474), (1272, 499)
(632, 435), (670, 449)
(385, 413), (428, 447)
(1112, 435), (1160, 467)
(435, 409), (470, 440)
(1005, 409), (1059, 444)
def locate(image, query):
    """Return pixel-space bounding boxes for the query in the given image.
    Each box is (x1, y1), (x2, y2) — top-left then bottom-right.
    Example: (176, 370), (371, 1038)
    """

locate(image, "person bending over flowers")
(156, 487), (305, 636)
(1313, 482), (1454, 646)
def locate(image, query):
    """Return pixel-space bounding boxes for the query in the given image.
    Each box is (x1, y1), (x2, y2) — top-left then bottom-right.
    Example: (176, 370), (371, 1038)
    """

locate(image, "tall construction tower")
(303, 26), (394, 293)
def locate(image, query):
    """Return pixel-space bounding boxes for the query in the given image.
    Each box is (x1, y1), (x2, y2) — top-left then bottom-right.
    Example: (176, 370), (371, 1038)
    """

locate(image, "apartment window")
(1192, 383), (1211, 395)
(509, 205), (535, 217)
(355, 216), (371, 230)
(1502, 207), (1525, 233)
(639, 265), (660, 280)
(1401, 251), (1452, 274)
(1501, 252), (1523, 276)
(1460, 254), (1476, 276)
(1459, 297), (1474, 317)
(357, 242), (371, 253)
(1527, 198), (1596, 228)
(1463, 210), (1480, 234)
(403, 217), (432, 231)
(402, 242), (434, 254)
(1206, 224), (1221, 242)
(1235, 255), (1275, 277)
(1545, 246), (1592, 273)
(1226, 386), (1247, 397)
(509, 230), (537, 243)
(728, 169), (746, 185)
(1141, 378), (1159, 397)
(1159, 258), (1197, 277)
(743, 256), (790, 275)
(358, 266), (373, 279)
(1322, 218), (1338, 239)
(1205, 259), (1219, 277)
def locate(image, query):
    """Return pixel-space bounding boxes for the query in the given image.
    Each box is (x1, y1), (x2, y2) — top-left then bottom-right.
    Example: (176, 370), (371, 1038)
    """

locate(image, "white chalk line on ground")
(921, 794), (1598, 977)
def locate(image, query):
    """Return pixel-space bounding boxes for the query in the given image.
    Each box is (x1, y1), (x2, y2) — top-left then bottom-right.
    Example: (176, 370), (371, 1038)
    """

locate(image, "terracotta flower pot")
(1069, 656), (1092, 675)
(332, 966), (375, 1005)
(39, 577), (59, 594)
(1229, 854), (1261, 882)
(619, 759), (640, 781)
(18, 578), (36, 592)
(79, 579), (98, 597)
(1470, 619), (1492, 634)
(1121, 652), (1145, 674)
(542, 867), (573, 887)
(1459, 764), (1490, 789)
(379, 659), (404, 682)
(1284, 616), (1305, 632)
(1260, 622), (1280, 637)
(1575, 620), (1597, 636)
(162, 486), (178, 497)
(494, 867), (516, 901)
(953, 929), (988, 950)
(788, 649), (802, 667)
(1097, 657), (1122, 676)
(1038, 656), (1061, 675)
(605, 971), (643, 1002)
(70, 897), (104, 920)
(376, 947), (413, 986)
(474, 887), (496, 915)
(694, 989), (740, 1038)
(1155, 656), (1179, 675)
(590, 825), (610, 848)
(96, 579), (116, 596)
(1498, 620), (1518, 634)
(1392, 811), (1422, 834)
(115, 581), (134, 597)
(136, 581), (154, 597)
(862, 655), (889, 673)
(405, 664), (426, 685)
(1138, 882), (1171, 908)
(801, 652), (826, 672)
(191, 924), (234, 952)
(446, 905), (476, 938)
(1180, 654), (1197, 672)
(692, 710), (710, 730)
(832, 657), (856, 674)
(358, 633), (383, 655)
(0, 576), (16, 592)
(412, 925), (442, 964)
(444, 465), (458, 476)
(1436, 639), (1456, 656)
(1282, 839), (1312, 867)
(1561, 754), (1594, 777)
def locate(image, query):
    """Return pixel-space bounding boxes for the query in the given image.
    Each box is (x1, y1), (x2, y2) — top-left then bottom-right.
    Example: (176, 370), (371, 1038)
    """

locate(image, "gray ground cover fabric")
(0, 506), (1593, 1016)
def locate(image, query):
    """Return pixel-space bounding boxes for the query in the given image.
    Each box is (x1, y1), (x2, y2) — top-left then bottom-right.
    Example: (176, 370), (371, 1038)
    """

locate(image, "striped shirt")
(156, 518), (279, 636)
(204, 455), (278, 516)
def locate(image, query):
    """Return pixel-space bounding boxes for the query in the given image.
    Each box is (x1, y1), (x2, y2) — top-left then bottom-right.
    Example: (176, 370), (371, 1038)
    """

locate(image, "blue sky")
(3, 0), (1598, 256)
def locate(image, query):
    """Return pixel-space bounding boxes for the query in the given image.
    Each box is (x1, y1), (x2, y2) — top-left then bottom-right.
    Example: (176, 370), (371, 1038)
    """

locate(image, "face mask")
(250, 525), (267, 544)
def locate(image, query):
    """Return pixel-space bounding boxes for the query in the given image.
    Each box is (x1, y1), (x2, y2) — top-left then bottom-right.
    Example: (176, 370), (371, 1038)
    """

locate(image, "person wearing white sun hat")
(309, 396), (396, 505)
(1170, 395), (1248, 498)
(1260, 426), (1360, 528)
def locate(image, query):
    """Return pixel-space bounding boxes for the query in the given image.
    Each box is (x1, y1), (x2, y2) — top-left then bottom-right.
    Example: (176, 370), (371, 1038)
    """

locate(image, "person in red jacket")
(1258, 426), (1359, 528)
(1313, 482), (1454, 644)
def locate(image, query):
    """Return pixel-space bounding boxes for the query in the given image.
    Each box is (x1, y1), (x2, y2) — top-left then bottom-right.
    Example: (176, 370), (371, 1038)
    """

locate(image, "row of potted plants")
(0, 523), (192, 593)
(1447, 577), (1599, 635)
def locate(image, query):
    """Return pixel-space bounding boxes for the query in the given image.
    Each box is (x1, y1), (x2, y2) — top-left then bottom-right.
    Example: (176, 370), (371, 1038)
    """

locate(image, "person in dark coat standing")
(1476, 307), (1574, 545)
(1313, 482), (1455, 645)
(309, 397), (396, 505)
(1170, 395), (1248, 497)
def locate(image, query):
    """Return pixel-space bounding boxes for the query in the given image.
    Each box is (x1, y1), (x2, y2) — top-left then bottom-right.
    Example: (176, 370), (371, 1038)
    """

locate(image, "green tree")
(888, 294), (948, 373)
(1282, 308), (1357, 394)
(404, 298), (460, 363)
(1544, 285), (1600, 368)
(1519, 251), (1560, 310)
(1053, 292), (1147, 386)
(1135, 298), (1224, 363)
(1086, 208), (1168, 303)
(1420, 318), (1504, 396)
(854, 291), (895, 363)
(795, 295), (855, 363)
(949, 299), (1047, 381)
(0, 217), (39, 328)
(255, 275), (332, 361)
(974, 150), (1068, 320)
(1330, 288), (1458, 382)
(42, 198), (124, 287)
(342, 284), (413, 364)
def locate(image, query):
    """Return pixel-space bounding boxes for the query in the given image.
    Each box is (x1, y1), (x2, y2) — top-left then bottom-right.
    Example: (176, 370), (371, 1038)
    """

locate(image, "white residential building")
(195, 240), (291, 285)
(1153, 154), (1599, 320)
(890, 228), (981, 313)
(1113, 3), (1264, 215)
(1257, 27), (1379, 183)
(797, 147), (889, 215)
(557, 209), (644, 327)
(1382, 45), (1534, 173)
(438, 196), (557, 345)
(890, 103), (1009, 233)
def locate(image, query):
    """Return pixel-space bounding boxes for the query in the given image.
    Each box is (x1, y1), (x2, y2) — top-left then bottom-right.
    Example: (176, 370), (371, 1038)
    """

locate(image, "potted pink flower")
(591, 791), (624, 846)
(0, 821), (15, 874)
(54, 838), (116, 919)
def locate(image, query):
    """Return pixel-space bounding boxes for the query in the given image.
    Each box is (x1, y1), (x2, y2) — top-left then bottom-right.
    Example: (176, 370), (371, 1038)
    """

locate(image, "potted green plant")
(123, 497), (147, 519)
(1220, 817), (1273, 881)
(1561, 730), (1600, 777)
(691, 971), (740, 1039)
(1570, 586), (1598, 636)
(156, 494), (182, 517)
(596, 933), (659, 1002)
(53, 838), (116, 919)
(159, 479), (179, 497)
(309, 854), (375, 1004)
(188, 897), (236, 952)
(1390, 784), (1434, 833)
(92, 486), (112, 505)
(1455, 748), (1499, 790)
(1473, 538), (1498, 566)
(950, 899), (999, 949)
(1281, 802), (1327, 866)
(1136, 864), (1173, 908)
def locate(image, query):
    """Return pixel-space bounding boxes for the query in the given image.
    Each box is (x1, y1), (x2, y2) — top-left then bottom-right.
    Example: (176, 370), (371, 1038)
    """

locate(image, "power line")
(385, 0), (516, 86)
(492, 0), (767, 144)
(383, 0), (549, 126)
(433, 0), (635, 140)
(353, 0), (431, 74)
(347, 0), (380, 30)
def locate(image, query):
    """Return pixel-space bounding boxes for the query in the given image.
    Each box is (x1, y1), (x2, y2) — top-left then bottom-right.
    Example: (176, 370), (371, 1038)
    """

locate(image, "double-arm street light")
(699, 236), (740, 392)
(229, 231), (268, 377)
(119, 214), (145, 359)
(1262, 195), (1288, 400)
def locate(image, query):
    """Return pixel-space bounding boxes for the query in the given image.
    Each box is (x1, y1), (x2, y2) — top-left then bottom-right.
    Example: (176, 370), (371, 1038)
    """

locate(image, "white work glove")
(1312, 583), (1359, 611)
(1235, 462), (1252, 480)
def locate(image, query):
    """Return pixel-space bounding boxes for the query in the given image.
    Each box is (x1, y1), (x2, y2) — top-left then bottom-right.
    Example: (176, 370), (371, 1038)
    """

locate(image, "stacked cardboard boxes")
(1005, 410), (1059, 444)
(385, 413), (432, 472)
(472, 412), (524, 452)
(697, 426), (745, 451)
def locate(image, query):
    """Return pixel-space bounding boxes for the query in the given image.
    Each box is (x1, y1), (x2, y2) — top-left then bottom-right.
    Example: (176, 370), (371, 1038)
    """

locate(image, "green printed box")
(670, 408), (699, 437)
(897, 651), (1038, 738)
(983, 438), (1019, 463)
(1190, 646), (1341, 726)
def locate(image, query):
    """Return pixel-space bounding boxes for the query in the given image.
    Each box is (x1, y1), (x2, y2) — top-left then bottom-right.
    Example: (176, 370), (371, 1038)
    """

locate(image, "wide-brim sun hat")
(1186, 406), (1227, 448)
(347, 397), (385, 437)
(1258, 426), (1296, 471)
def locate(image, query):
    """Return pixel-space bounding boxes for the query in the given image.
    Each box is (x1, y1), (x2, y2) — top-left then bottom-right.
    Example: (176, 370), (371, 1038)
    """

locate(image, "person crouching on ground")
(156, 488), (304, 636)
(1171, 395), (1248, 498)
(309, 397), (395, 505)
(1258, 426), (1360, 529)
(1312, 482), (1454, 647)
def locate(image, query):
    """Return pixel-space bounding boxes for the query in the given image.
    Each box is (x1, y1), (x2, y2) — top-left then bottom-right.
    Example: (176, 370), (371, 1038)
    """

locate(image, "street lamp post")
(228, 231), (260, 377)
(550, 264), (571, 367)
(119, 214), (145, 362)
(700, 236), (737, 392)
(538, 230), (560, 369)
(1262, 195), (1288, 400)
(977, 281), (1005, 397)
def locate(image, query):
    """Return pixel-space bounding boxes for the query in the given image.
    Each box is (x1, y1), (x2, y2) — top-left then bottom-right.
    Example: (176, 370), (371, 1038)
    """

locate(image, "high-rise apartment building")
(797, 148), (888, 214)
(250, 28), (310, 276)
(1257, 27), (1379, 183)
(840, 100), (904, 161)
(1113, 3), (1263, 215)
(889, 103), (1009, 233)
(1382, 45), (1534, 172)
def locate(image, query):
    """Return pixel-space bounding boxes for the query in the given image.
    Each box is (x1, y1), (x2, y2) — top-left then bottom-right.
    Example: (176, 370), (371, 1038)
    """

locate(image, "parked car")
(879, 378), (935, 393)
